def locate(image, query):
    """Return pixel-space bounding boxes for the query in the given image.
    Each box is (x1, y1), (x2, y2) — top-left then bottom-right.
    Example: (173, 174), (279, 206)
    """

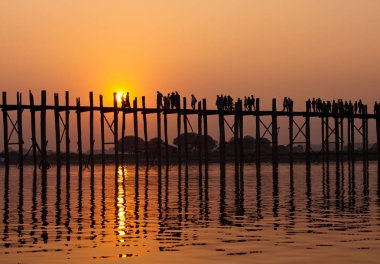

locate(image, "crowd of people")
(121, 92), (130, 108)
(157, 91), (180, 109)
(216, 95), (235, 110)
(125, 91), (380, 115)
(307, 98), (369, 114)
(283, 97), (294, 112)
(244, 95), (256, 111)
(157, 91), (198, 110)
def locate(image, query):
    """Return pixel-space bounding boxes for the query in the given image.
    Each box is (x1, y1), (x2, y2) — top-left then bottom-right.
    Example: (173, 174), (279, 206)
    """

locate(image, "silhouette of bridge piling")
(0, 90), (379, 169)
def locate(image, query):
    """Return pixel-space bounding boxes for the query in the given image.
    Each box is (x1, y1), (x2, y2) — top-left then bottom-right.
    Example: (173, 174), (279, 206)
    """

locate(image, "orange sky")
(1, 1), (380, 149)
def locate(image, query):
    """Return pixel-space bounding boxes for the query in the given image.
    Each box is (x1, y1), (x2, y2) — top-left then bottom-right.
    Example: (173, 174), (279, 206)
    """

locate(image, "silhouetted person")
(358, 99), (363, 114)
(306, 98), (311, 112)
(121, 93), (126, 108)
(125, 92), (130, 108)
(191, 94), (197, 110)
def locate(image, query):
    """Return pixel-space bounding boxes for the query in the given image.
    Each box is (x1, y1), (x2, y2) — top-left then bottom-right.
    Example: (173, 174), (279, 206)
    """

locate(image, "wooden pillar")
(113, 93), (119, 166)
(218, 104), (226, 166)
(54, 93), (61, 168)
(183, 97), (188, 163)
(272, 98), (278, 164)
(351, 116), (355, 161)
(255, 98), (261, 165)
(133, 98), (139, 165)
(121, 98), (126, 164)
(325, 113), (330, 161)
(89, 92), (94, 168)
(29, 91), (37, 167)
(305, 100), (311, 163)
(340, 116), (344, 158)
(289, 102), (294, 163)
(234, 101), (239, 169)
(365, 106), (369, 161)
(99, 95), (105, 165)
(202, 99), (208, 166)
(40, 90), (47, 170)
(376, 111), (380, 164)
(65, 91), (70, 169)
(17, 92), (24, 168)
(334, 109), (340, 162)
(362, 108), (366, 161)
(239, 100), (244, 167)
(163, 101), (169, 166)
(156, 93), (162, 167)
(76, 98), (83, 167)
(197, 101), (202, 173)
(347, 116), (351, 161)
(142, 96), (149, 165)
(177, 96), (182, 165)
(2, 92), (9, 167)
(321, 116), (325, 162)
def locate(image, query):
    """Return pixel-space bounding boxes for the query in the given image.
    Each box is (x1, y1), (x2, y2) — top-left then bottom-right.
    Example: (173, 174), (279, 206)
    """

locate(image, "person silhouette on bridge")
(191, 94), (197, 110)
(157, 91), (163, 108)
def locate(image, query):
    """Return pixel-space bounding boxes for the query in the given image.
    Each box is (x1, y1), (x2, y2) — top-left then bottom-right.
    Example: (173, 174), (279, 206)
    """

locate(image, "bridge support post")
(89, 92), (94, 169)
(17, 92), (24, 168)
(202, 99), (208, 168)
(99, 95), (105, 165)
(219, 105), (226, 167)
(177, 96), (182, 165)
(234, 101), (239, 170)
(305, 100), (311, 164)
(29, 91), (37, 167)
(198, 101), (202, 174)
(255, 98), (261, 166)
(289, 103), (294, 163)
(142, 96), (149, 165)
(376, 110), (380, 164)
(163, 101), (169, 166)
(113, 93), (119, 167)
(272, 98), (278, 164)
(133, 98), (139, 166)
(156, 93), (162, 167)
(2, 92), (9, 167)
(54, 93), (61, 168)
(65, 91), (70, 169)
(76, 97), (83, 168)
(183, 97), (188, 164)
(41, 90), (47, 170)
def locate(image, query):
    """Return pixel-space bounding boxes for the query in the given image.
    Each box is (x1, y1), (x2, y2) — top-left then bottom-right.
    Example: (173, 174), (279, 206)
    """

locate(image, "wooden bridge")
(1, 90), (379, 170)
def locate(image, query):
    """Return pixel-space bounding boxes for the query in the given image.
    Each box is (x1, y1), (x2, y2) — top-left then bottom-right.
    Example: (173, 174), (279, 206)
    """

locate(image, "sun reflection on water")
(117, 166), (127, 243)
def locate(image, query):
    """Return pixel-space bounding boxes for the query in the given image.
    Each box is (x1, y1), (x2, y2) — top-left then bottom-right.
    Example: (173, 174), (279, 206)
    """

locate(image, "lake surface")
(0, 162), (379, 263)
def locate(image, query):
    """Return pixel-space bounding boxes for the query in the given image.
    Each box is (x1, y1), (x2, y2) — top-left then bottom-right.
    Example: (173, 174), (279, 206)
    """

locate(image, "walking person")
(125, 92), (130, 108)
(191, 94), (197, 110)
(283, 97), (288, 112)
(157, 91), (163, 108)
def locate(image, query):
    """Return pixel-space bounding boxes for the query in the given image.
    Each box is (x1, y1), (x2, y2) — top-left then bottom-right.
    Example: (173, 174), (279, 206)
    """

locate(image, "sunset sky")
(1, 1), (380, 149)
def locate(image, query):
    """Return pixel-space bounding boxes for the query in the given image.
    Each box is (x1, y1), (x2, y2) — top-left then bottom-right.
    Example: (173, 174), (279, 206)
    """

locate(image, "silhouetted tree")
(226, 135), (271, 153)
(118, 136), (145, 153)
(147, 137), (177, 153)
(173, 133), (217, 152)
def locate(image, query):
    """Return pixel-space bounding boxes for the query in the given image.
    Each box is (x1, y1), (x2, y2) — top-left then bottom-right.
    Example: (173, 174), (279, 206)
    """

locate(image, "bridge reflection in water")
(0, 162), (380, 263)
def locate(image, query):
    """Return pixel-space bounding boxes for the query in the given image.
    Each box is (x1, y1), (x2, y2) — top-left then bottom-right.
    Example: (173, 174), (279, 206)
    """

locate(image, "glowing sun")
(116, 92), (123, 103)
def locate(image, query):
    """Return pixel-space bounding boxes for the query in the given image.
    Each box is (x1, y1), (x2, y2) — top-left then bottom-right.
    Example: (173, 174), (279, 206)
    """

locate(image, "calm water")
(0, 162), (379, 263)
